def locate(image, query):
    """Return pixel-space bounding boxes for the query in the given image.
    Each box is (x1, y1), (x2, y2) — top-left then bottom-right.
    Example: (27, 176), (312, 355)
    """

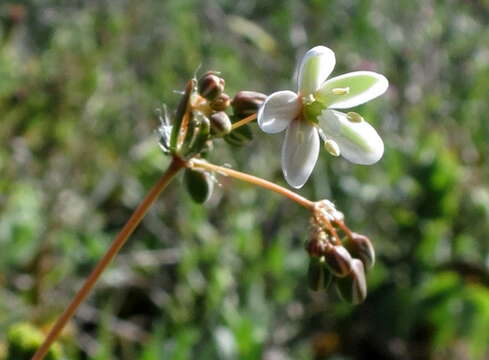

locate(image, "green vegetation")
(1, 0), (488, 358)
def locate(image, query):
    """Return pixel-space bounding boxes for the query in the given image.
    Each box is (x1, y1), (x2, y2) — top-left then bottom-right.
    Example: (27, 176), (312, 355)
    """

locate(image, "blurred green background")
(1, 0), (489, 359)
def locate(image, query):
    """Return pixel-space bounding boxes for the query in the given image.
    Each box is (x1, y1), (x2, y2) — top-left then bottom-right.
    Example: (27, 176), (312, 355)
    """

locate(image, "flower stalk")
(188, 158), (314, 210)
(231, 112), (257, 130)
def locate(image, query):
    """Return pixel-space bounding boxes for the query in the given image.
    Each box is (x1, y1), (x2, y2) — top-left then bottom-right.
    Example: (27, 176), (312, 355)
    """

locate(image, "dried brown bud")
(306, 231), (328, 257)
(210, 93), (231, 111)
(324, 245), (353, 277)
(232, 91), (267, 118)
(210, 111), (232, 136)
(198, 72), (225, 101)
(346, 233), (375, 270)
(336, 259), (367, 304)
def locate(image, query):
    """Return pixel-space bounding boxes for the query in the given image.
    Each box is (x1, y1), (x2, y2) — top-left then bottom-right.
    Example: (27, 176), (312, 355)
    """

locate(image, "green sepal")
(184, 168), (213, 204)
(182, 111), (211, 158)
(170, 79), (196, 153)
(307, 257), (333, 291)
(223, 122), (253, 147)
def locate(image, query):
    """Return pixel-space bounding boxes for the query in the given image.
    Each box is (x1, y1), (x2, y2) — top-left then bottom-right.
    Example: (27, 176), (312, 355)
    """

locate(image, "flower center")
(302, 94), (325, 125)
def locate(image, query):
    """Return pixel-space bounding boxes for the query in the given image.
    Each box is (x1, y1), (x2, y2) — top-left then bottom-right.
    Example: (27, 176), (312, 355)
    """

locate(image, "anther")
(346, 112), (364, 123)
(302, 94), (316, 105)
(331, 87), (350, 95)
(324, 140), (340, 157)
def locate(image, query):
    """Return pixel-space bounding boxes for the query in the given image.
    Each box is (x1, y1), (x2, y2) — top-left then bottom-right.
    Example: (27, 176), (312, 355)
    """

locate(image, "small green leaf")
(223, 123), (253, 147)
(182, 111), (211, 157)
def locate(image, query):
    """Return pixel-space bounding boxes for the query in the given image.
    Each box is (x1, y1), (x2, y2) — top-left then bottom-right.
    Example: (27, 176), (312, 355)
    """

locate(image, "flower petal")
(257, 91), (300, 134)
(282, 119), (320, 188)
(298, 46), (336, 95)
(319, 110), (383, 165)
(316, 71), (388, 109)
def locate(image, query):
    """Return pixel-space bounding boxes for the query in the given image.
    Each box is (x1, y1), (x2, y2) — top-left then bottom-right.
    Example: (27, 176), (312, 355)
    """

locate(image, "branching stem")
(33, 110), (310, 359)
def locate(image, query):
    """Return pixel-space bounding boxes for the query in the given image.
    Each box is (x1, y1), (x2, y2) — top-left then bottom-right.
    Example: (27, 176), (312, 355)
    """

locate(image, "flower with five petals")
(257, 46), (389, 188)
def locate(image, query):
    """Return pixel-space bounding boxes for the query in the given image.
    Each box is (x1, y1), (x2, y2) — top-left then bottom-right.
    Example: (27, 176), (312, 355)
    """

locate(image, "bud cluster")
(305, 200), (375, 304)
(197, 71), (232, 138)
(224, 90), (267, 147)
(159, 72), (267, 204)
(166, 72), (269, 158)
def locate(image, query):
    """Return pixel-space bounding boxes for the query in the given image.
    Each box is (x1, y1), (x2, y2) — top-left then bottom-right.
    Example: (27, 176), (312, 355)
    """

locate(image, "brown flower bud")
(198, 72), (225, 101)
(336, 259), (367, 304)
(210, 111), (232, 136)
(210, 93), (231, 111)
(232, 91), (267, 118)
(324, 245), (353, 278)
(306, 231), (328, 257)
(346, 233), (375, 270)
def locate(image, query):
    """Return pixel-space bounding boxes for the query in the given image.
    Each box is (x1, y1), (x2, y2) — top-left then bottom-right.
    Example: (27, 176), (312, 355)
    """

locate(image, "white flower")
(257, 46), (389, 188)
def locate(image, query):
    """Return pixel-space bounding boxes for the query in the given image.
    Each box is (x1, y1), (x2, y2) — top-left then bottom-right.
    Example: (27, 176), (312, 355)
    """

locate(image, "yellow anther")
(302, 94), (316, 105)
(331, 87), (350, 95)
(324, 139), (340, 157)
(346, 112), (364, 123)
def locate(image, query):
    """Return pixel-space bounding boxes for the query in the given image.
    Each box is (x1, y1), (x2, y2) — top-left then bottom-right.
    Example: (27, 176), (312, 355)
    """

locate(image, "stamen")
(298, 127), (305, 143)
(302, 93), (316, 105)
(316, 126), (328, 142)
(324, 140), (340, 157)
(317, 127), (341, 157)
(346, 112), (364, 123)
(332, 87), (350, 95)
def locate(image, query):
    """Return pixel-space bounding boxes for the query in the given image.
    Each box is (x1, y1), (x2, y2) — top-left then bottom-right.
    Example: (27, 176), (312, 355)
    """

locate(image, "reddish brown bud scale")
(210, 93), (231, 111)
(324, 245), (353, 277)
(306, 238), (328, 257)
(346, 233), (375, 270)
(232, 91), (267, 118)
(198, 72), (225, 101)
(336, 259), (367, 304)
(210, 111), (232, 136)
